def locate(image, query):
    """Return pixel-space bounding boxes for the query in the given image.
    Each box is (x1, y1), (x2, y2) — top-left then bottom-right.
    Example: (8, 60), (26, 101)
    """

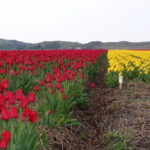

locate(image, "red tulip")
(81, 74), (86, 79)
(71, 71), (76, 76)
(81, 85), (84, 88)
(62, 93), (66, 100)
(22, 107), (30, 117)
(28, 110), (38, 123)
(1, 108), (9, 121)
(7, 103), (10, 109)
(59, 88), (64, 92)
(8, 93), (15, 104)
(67, 62), (71, 67)
(58, 77), (63, 83)
(41, 66), (45, 70)
(55, 83), (61, 89)
(21, 67), (26, 72)
(3, 91), (11, 100)
(0, 94), (5, 110)
(10, 69), (15, 75)
(4, 92), (15, 104)
(0, 69), (6, 74)
(51, 74), (56, 80)
(0, 83), (4, 93)
(28, 93), (36, 102)
(2, 131), (11, 142)
(0, 62), (4, 67)
(50, 89), (54, 94)
(34, 85), (39, 91)
(66, 74), (71, 80)
(90, 83), (96, 87)
(1, 79), (8, 89)
(48, 110), (53, 114)
(9, 106), (19, 119)
(19, 96), (29, 108)
(0, 140), (7, 149)
(40, 80), (45, 86)
(16, 70), (20, 75)
(15, 89), (23, 100)
(47, 83), (52, 88)
(45, 73), (51, 82)
(56, 72), (61, 77)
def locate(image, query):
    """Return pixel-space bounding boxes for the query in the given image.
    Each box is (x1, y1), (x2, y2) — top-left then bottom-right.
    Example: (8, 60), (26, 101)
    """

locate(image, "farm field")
(0, 49), (150, 150)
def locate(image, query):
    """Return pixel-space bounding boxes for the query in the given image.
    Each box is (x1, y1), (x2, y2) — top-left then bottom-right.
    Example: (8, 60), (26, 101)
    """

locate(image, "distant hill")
(0, 39), (150, 50)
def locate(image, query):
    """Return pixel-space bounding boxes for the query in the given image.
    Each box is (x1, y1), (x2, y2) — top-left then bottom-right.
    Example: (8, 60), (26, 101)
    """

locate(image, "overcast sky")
(0, 0), (150, 44)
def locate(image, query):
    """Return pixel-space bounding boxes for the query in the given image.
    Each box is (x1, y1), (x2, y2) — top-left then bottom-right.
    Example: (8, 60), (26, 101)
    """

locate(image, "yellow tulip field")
(106, 50), (150, 87)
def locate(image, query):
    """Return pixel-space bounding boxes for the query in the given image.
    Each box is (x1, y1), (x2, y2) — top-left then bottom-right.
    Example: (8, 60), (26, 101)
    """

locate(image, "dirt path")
(41, 55), (150, 150)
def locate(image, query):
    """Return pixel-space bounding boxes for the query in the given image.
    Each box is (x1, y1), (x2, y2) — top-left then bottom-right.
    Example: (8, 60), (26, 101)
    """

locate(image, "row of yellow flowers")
(108, 50), (150, 75)
(106, 50), (150, 87)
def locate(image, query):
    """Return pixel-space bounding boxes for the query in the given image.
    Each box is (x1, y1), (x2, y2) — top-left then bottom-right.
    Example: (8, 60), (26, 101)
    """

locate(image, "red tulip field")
(0, 49), (107, 149)
(1, 49), (150, 150)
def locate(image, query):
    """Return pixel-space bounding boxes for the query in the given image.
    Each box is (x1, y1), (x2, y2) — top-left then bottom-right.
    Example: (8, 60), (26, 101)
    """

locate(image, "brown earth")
(39, 56), (150, 150)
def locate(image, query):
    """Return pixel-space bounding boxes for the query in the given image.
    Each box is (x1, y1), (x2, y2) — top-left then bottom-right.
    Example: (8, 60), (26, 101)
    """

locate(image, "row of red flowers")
(0, 49), (107, 149)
